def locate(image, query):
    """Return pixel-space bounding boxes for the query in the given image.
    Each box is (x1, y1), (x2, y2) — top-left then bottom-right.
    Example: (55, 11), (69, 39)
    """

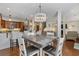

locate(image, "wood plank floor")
(0, 39), (79, 56)
(63, 40), (79, 56)
(0, 47), (19, 56)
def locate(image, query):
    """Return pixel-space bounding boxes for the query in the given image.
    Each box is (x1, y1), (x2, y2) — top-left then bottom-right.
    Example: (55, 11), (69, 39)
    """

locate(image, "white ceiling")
(0, 3), (79, 21)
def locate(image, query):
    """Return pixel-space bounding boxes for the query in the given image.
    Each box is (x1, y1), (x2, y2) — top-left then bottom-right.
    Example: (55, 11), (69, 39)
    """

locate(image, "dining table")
(23, 34), (57, 56)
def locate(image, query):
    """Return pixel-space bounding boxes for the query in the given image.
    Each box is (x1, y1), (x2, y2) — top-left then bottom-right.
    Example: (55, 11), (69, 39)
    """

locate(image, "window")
(65, 24), (67, 29)
(61, 24), (63, 29)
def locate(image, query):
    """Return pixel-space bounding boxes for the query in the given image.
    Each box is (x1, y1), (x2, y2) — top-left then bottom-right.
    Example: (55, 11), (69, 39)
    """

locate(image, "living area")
(0, 3), (79, 56)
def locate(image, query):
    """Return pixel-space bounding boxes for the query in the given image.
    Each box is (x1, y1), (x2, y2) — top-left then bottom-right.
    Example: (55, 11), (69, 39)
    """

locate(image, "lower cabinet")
(0, 36), (10, 50)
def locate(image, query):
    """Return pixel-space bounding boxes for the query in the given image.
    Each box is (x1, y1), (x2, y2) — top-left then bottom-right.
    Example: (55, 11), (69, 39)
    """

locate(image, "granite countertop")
(0, 28), (20, 33)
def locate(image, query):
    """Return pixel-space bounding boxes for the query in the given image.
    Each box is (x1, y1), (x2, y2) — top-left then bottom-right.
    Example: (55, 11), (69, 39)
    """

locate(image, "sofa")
(66, 31), (78, 41)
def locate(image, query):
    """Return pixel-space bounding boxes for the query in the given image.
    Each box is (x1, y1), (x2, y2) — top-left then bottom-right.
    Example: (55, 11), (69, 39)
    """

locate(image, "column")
(32, 21), (34, 31)
(63, 21), (65, 38)
(57, 10), (61, 39)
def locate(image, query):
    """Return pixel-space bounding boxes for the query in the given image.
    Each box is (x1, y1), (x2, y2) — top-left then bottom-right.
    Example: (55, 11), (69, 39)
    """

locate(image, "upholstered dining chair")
(43, 38), (65, 56)
(18, 38), (40, 56)
(47, 32), (54, 36)
(24, 30), (36, 36)
(36, 31), (41, 35)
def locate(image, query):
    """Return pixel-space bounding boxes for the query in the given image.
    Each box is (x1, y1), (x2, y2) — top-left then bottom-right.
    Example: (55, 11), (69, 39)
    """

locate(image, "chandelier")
(34, 4), (46, 22)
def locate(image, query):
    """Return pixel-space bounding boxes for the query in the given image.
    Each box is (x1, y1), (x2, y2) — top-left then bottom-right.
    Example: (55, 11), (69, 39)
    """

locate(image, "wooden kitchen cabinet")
(0, 13), (24, 31)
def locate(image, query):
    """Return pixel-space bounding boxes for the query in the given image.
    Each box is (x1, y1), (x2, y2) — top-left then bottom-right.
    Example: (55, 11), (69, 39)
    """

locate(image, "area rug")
(74, 43), (79, 50)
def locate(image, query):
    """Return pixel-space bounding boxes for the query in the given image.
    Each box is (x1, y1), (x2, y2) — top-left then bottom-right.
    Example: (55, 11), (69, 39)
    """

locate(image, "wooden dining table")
(24, 34), (57, 56)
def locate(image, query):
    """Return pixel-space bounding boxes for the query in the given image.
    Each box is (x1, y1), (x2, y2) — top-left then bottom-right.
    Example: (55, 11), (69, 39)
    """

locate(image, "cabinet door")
(1, 20), (5, 28)
(5, 21), (9, 28)
(0, 33), (10, 50)
(0, 19), (1, 28)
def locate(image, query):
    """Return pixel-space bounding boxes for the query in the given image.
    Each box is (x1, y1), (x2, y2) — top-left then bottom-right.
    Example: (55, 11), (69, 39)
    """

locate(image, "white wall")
(66, 21), (79, 33)
(46, 16), (57, 32)
(0, 38), (10, 50)
(0, 33), (10, 50)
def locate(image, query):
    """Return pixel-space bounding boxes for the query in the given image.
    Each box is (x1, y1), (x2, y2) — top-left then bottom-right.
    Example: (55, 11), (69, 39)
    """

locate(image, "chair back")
(28, 31), (36, 36)
(23, 31), (28, 38)
(36, 31), (41, 35)
(24, 31), (36, 36)
(11, 31), (23, 40)
(56, 37), (65, 56)
(47, 32), (54, 36)
(18, 38), (27, 56)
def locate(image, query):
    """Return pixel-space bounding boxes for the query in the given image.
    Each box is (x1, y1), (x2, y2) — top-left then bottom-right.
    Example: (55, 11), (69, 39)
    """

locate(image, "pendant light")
(35, 3), (46, 22)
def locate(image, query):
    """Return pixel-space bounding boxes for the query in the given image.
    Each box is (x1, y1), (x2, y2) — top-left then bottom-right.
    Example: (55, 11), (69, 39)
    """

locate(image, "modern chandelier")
(34, 3), (46, 22)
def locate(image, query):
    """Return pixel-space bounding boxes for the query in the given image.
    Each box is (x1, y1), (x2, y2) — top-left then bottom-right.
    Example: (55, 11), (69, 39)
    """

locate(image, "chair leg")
(42, 51), (45, 56)
(27, 42), (31, 47)
(37, 52), (39, 56)
(42, 51), (48, 56)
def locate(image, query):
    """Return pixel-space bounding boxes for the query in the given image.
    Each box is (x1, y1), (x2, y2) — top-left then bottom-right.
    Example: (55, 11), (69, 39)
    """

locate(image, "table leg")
(40, 48), (43, 56)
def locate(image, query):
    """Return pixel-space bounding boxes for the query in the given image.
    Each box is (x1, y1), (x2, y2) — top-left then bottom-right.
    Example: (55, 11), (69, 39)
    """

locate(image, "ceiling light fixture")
(34, 3), (46, 22)
(7, 8), (12, 21)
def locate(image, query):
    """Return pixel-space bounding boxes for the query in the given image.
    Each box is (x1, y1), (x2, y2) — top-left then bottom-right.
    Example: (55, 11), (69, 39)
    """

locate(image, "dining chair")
(10, 31), (23, 49)
(11, 31), (23, 39)
(18, 38), (40, 56)
(46, 32), (55, 46)
(43, 38), (65, 56)
(23, 31), (36, 47)
(24, 31), (29, 36)
(47, 32), (54, 36)
(24, 31), (36, 36)
(36, 31), (41, 35)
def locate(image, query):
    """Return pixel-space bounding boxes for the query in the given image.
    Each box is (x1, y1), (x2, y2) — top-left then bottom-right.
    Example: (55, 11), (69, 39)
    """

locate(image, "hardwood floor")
(0, 47), (19, 56)
(0, 39), (79, 56)
(63, 40), (79, 56)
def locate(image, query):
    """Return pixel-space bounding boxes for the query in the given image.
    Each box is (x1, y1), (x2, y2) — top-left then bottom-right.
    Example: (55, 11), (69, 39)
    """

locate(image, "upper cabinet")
(0, 13), (24, 32)
(0, 13), (5, 28)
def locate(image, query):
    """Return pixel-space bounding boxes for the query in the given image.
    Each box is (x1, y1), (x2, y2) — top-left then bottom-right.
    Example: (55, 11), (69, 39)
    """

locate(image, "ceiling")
(0, 3), (79, 21)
